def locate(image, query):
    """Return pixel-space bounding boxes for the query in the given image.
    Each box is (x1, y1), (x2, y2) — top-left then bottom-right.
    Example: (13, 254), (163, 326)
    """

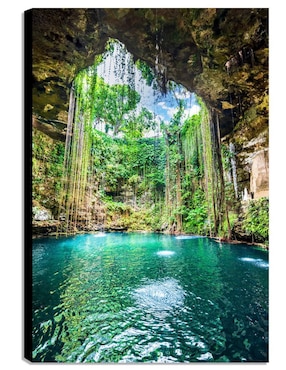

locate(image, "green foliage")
(183, 189), (208, 234)
(121, 108), (156, 139)
(56, 40), (169, 231)
(104, 38), (116, 53)
(32, 130), (65, 213)
(103, 193), (162, 232)
(243, 197), (269, 243)
(123, 209), (156, 231)
(74, 69), (140, 137)
(135, 59), (154, 86)
(182, 112), (204, 182)
(33, 39), (248, 240)
(103, 196), (130, 213)
(181, 111), (201, 136)
(221, 144), (233, 172)
(219, 212), (238, 239)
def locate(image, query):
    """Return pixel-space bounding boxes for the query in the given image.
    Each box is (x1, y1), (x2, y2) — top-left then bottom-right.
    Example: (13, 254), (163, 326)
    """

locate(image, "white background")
(0, 1), (283, 369)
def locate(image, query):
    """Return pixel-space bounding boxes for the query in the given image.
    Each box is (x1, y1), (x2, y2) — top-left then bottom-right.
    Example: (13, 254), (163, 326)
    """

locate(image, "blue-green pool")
(32, 232), (268, 362)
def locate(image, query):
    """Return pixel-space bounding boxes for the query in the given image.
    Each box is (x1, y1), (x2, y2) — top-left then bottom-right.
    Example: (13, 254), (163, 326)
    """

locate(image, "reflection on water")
(239, 257), (269, 269)
(156, 250), (175, 257)
(32, 233), (268, 363)
(175, 235), (205, 240)
(93, 232), (107, 238)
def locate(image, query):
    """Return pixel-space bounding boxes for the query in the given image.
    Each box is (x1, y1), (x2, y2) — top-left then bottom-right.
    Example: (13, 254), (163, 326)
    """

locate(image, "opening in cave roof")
(76, 38), (200, 138)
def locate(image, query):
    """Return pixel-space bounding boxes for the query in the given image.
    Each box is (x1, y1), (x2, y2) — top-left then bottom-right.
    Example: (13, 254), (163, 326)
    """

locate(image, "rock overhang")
(28, 8), (268, 139)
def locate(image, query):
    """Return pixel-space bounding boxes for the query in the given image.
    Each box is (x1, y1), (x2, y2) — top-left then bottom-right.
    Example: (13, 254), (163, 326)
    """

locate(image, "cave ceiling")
(29, 8), (268, 139)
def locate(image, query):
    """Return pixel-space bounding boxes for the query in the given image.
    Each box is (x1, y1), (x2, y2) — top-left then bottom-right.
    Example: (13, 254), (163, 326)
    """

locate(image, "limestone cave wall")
(28, 8), (269, 199)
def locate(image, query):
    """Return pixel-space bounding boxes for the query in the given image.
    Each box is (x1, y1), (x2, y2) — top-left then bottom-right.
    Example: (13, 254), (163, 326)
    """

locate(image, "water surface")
(32, 232), (268, 362)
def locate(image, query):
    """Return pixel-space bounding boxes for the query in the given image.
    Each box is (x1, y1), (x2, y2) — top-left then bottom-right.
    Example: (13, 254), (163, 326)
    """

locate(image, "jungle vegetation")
(32, 40), (269, 245)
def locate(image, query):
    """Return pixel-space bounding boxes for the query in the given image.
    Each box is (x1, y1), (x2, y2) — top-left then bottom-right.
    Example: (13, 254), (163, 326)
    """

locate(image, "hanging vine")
(54, 39), (234, 238)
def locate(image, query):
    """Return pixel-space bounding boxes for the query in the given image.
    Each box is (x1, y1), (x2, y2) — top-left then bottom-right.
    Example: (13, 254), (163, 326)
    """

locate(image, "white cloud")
(166, 106), (178, 118)
(157, 101), (167, 108)
(186, 104), (201, 117)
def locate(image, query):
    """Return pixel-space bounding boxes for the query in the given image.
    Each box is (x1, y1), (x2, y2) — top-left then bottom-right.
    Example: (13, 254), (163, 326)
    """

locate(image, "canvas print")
(26, 8), (269, 363)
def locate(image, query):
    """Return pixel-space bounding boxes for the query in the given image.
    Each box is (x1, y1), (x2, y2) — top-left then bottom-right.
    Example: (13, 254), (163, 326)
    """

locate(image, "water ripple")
(32, 232), (268, 362)
(132, 278), (185, 315)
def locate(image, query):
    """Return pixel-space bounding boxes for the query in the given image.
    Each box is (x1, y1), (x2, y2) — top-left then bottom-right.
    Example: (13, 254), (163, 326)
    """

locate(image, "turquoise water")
(32, 232), (268, 362)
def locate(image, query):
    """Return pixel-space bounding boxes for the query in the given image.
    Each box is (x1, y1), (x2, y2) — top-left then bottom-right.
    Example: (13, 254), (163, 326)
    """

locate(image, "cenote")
(28, 8), (269, 364)
(32, 232), (268, 363)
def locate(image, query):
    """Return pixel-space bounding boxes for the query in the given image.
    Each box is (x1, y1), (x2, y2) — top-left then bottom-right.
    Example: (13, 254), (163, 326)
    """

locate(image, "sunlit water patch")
(239, 257), (269, 269)
(156, 250), (175, 257)
(32, 233), (268, 363)
(175, 235), (205, 240)
(93, 232), (107, 237)
(132, 278), (184, 315)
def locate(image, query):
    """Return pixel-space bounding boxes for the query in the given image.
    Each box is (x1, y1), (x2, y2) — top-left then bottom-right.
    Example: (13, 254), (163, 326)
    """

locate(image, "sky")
(96, 40), (201, 129)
